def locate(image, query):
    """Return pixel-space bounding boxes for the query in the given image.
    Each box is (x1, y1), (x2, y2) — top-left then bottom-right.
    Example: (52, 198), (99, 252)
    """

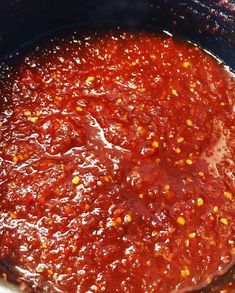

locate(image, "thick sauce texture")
(0, 32), (235, 293)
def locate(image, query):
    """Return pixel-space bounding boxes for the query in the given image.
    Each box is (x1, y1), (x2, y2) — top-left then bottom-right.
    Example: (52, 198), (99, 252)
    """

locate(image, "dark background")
(0, 0), (234, 67)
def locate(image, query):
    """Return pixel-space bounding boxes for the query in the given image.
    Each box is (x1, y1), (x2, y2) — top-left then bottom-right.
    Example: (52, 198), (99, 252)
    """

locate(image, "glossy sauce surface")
(0, 32), (235, 293)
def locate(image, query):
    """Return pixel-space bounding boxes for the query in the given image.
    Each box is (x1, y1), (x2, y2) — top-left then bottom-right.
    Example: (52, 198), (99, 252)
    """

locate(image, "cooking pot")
(0, 0), (234, 292)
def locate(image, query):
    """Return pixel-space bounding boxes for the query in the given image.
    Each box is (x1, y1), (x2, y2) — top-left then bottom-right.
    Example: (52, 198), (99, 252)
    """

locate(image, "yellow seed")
(164, 184), (170, 191)
(111, 220), (117, 227)
(131, 61), (137, 66)
(197, 197), (204, 207)
(186, 159), (193, 165)
(99, 221), (104, 228)
(174, 147), (181, 154)
(152, 141), (159, 148)
(190, 87), (195, 93)
(103, 175), (112, 182)
(84, 203), (90, 210)
(116, 98), (122, 104)
(124, 214), (132, 223)
(224, 191), (233, 201)
(190, 82), (196, 88)
(138, 87), (146, 92)
(213, 206), (219, 213)
(23, 110), (31, 116)
(115, 217), (122, 224)
(177, 137), (184, 143)
(12, 156), (18, 163)
(181, 267), (190, 278)
(189, 232), (196, 239)
(41, 242), (47, 249)
(30, 117), (39, 123)
(183, 61), (190, 68)
(35, 267), (44, 273)
(177, 216), (186, 225)
(48, 269), (53, 275)
(220, 218), (228, 225)
(72, 246), (77, 253)
(139, 193), (144, 199)
(172, 89), (178, 96)
(186, 177), (193, 184)
(86, 76), (95, 82)
(72, 176), (80, 185)
(76, 106), (83, 112)
(198, 171), (204, 177)
(231, 247), (235, 255)
(175, 159), (185, 166)
(152, 230), (158, 237)
(18, 155), (24, 161)
(155, 158), (161, 164)
(186, 119), (193, 127)
(55, 95), (62, 101)
(10, 212), (17, 219)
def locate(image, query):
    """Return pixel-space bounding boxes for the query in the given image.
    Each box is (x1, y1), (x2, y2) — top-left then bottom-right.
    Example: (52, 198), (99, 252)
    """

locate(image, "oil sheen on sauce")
(0, 32), (235, 293)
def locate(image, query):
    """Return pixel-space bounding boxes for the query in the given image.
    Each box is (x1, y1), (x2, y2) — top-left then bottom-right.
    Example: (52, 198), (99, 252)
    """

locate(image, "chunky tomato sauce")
(0, 32), (235, 293)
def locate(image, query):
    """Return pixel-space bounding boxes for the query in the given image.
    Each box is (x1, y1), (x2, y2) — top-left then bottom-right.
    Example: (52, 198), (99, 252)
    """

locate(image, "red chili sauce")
(0, 32), (235, 293)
